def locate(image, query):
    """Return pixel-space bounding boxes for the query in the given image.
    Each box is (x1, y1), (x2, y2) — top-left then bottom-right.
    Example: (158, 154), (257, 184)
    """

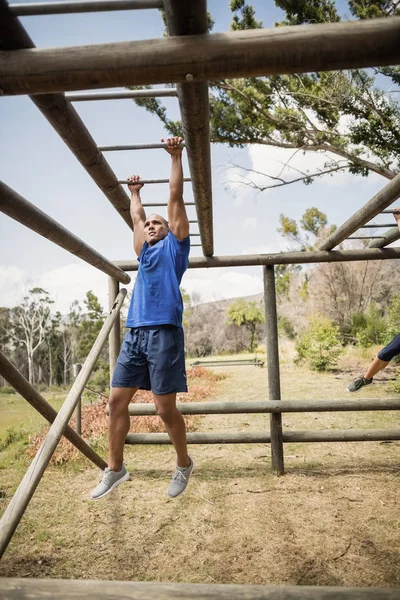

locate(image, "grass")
(0, 355), (399, 587)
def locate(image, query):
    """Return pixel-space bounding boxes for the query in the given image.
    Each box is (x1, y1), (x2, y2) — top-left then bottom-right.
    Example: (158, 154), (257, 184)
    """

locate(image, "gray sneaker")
(347, 376), (373, 393)
(90, 465), (129, 500)
(167, 457), (194, 498)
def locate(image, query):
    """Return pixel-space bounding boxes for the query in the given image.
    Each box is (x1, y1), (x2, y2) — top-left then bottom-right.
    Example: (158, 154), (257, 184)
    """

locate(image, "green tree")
(226, 299), (265, 352)
(351, 302), (387, 347)
(76, 291), (105, 361)
(296, 313), (343, 371)
(133, 1), (400, 190)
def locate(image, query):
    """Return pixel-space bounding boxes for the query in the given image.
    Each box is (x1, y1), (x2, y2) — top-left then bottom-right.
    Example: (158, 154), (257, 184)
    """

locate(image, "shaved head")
(148, 214), (169, 229)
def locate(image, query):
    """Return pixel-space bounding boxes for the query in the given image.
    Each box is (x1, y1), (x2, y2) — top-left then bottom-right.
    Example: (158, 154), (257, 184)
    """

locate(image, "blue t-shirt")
(126, 231), (190, 328)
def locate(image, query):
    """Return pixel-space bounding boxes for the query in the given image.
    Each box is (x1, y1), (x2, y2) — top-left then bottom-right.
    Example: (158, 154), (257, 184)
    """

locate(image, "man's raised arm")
(128, 175), (146, 257)
(164, 137), (189, 241)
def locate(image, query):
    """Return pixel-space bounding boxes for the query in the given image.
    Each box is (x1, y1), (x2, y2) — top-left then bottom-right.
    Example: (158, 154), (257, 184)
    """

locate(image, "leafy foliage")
(296, 313), (343, 371)
(226, 299), (265, 352)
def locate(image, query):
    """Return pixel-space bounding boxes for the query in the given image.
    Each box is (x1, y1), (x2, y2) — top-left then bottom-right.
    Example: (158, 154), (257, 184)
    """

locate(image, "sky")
(0, 0), (398, 314)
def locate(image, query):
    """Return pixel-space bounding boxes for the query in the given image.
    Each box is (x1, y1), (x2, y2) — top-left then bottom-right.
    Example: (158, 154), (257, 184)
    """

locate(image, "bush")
(0, 386), (16, 395)
(278, 316), (296, 340)
(352, 303), (387, 348)
(296, 314), (343, 372)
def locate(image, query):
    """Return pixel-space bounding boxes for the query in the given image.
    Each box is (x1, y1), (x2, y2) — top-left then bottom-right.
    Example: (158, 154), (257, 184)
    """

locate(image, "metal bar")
(0, 2), (133, 229)
(99, 141), (185, 151)
(0, 180), (131, 285)
(118, 178), (191, 185)
(1, 18), (400, 95)
(369, 227), (400, 248)
(361, 223), (396, 228)
(0, 289), (126, 559)
(348, 236), (386, 239)
(381, 209), (400, 213)
(0, 351), (107, 470)
(319, 172), (400, 250)
(142, 202), (195, 207)
(114, 246), (400, 272)
(164, 0), (213, 257)
(123, 398), (400, 416)
(8, 0), (163, 16)
(2, 578), (400, 600)
(108, 278), (120, 388)
(125, 429), (400, 444)
(66, 88), (177, 101)
(263, 266), (284, 474)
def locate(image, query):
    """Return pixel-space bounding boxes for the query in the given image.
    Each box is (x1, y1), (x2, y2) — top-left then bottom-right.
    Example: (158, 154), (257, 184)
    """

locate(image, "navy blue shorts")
(111, 325), (187, 395)
(377, 333), (400, 362)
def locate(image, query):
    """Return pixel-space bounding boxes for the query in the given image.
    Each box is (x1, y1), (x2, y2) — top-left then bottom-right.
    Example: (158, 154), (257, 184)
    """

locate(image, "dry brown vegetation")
(0, 362), (399, 587)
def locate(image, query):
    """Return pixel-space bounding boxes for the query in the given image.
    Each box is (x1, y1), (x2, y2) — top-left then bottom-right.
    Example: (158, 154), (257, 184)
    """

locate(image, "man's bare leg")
(153, 392), (190, 468)
(364, 357), (389, 381)
(108, 386), (138, 471)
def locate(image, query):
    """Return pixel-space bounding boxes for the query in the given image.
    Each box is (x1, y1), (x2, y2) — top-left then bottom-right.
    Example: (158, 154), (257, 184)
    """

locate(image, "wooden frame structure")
(1, 2), (400, 595)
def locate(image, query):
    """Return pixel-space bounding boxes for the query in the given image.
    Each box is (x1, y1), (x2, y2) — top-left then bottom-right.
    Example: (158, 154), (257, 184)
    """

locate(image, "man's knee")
(108, 388), (136, 415)
(156, 405), (179, 426)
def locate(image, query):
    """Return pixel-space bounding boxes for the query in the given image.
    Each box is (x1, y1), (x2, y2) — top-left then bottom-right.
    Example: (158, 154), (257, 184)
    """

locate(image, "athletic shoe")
(90, 465), (129, 500)
(167, 457), (194, 498)
(346, 376), (373, 393)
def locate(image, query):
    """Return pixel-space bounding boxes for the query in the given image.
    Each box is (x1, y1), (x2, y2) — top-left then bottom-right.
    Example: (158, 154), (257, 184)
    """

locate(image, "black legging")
(377, 334), (400, 362)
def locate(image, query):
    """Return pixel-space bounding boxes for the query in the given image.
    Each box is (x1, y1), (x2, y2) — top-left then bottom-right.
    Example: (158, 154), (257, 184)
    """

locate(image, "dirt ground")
(0, 363), (399, 587)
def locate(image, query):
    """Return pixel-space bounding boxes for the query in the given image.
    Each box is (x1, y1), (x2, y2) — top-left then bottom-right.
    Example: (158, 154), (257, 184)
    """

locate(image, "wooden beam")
(1, 578), (400, 599)
(0, 0), (133, 229)
(108, 278), (121, 388)
(2, 17), (400, 95)
(319, 172), (400, 251)
(369, 226), (400, 248)
(0, 290), (126, 559)
(122, 397), (400, 415)
(8, 0), (163, 16)
(0, 180), (131, 284)
(114, 246), (400, 271)
(164, 0), (214, 257)
(0, 351), (107, 470)
(126, 429), (400, 444)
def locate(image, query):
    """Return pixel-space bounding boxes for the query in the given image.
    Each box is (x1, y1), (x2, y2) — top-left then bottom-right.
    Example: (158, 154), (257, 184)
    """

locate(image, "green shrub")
(0, 427), (28, 451)
(353, 303), (387, 348)
(278, 316), (296, 340)
(296, 314), (343, 371)
(0, 386), (16, 395)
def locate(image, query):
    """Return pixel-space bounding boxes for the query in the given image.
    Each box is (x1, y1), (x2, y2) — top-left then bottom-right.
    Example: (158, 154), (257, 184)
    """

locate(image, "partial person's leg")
(153, 392), (190, 468)
(90, 387), (137, 499)
(108, 387), (138, 471)
(364, 357), (389, 380)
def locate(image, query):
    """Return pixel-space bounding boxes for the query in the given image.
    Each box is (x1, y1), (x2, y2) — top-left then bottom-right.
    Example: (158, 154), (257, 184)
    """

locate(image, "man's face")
(144, 214), (169, 246)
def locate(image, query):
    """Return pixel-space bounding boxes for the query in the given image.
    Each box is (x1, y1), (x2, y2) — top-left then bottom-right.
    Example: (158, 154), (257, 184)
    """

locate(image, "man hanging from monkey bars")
(347, 208), (400, 393)
(91, 136), (193, 499)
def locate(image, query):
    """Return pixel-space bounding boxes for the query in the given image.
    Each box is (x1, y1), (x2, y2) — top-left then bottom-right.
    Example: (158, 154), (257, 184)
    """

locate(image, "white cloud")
(0, 263), (136, 313)
(182, 269), (263, 304)
(248, 143), (383, 189)
(242, 217), (257, 229)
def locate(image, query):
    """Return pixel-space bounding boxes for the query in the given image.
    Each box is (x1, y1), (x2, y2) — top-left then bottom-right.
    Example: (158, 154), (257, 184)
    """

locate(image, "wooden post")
(157, 0), (213, 256)
(108, 278), (121, 387)
(0, 351), (107, 470)
(0, 289), (126, 560)
(0, 180), (131, 285)
(263, 266), (284, 475)
(72, 363), (82, 436)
